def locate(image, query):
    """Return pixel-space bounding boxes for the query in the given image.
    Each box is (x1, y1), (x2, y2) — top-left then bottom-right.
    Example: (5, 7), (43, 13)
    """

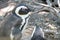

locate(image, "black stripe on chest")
(20, 16), (29, 31)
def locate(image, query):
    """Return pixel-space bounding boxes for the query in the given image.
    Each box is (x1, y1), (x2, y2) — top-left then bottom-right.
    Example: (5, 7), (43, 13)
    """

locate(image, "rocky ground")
(0, 0), (60, 40)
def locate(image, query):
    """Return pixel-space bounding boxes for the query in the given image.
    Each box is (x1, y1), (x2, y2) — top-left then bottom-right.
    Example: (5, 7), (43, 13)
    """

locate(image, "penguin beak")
(28, 12), (33, 15)
(28, 8), (35, 15)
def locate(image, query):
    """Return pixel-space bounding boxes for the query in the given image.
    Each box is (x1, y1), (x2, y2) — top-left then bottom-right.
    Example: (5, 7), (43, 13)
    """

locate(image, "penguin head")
(13, 4), (31, 19)
(16, 4), (31, 15)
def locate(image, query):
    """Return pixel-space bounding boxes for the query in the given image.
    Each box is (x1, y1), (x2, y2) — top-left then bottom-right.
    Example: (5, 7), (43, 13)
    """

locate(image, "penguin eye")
(18, 8), (30, 15)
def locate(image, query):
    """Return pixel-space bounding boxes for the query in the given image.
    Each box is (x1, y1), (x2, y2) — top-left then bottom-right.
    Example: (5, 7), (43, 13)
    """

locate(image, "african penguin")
(8, 4), (31, 40)
(31, 24), (46, 40)
(0, 3), (31, 40)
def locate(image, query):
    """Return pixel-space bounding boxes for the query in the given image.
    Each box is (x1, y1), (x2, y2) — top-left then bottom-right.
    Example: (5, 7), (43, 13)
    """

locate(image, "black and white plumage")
(0, 4), (31, 40)
(9, 4), (31, 40)
(31, 24), (45, 40)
